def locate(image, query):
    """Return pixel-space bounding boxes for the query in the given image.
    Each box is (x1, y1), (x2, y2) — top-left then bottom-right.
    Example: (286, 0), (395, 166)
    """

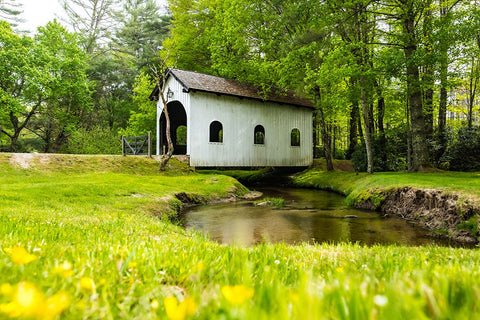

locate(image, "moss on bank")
(293, 168), (480, 242)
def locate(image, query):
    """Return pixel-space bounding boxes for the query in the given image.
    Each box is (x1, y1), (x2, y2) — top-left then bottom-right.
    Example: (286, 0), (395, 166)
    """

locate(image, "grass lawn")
(294, 168), (480, 203)
(1, 154), (480, 319)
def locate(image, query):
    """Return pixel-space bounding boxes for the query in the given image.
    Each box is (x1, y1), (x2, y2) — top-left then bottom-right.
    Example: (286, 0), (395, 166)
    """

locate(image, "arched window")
(291, 128), (300, 146)
(209, 121), (223, 143)
(254, 125), (265, 145)
(176, 125), (187, 146)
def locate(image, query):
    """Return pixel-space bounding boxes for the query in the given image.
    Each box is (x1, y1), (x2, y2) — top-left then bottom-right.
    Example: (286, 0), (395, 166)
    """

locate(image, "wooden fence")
(122, 132), (151, 157)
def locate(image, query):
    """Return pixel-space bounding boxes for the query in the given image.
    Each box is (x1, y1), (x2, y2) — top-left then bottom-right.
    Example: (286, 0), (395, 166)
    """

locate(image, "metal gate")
(122, 133), (151, 156)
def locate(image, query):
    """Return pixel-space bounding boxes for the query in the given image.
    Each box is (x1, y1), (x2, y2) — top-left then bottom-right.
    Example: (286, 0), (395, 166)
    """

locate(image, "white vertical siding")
(157, 77), (313, 166)
(188, 92), (313, 167)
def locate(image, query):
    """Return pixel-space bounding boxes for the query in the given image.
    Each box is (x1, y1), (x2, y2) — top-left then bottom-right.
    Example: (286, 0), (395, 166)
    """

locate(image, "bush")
(61, 127), (121, 155)
(351, 136), (407, 172)
(442, 126), (480, 172)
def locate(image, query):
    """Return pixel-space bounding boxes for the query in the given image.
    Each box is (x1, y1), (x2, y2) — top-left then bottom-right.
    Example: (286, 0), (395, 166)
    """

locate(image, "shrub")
(61, 127), (121, 155)
(351, 137), (406, 172)
(442, 126), (480, 172)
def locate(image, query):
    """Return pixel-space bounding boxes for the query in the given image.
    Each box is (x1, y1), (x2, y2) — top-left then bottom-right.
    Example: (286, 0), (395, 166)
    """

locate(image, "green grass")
(254, 197), (286, 207)
(293, 169), (480, 203)
(1, 154), (480, 319)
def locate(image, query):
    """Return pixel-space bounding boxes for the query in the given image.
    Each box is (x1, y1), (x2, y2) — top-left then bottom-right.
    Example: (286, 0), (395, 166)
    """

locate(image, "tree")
(27, 21), (92, 153)
(60, 0), (118, 54)
(162, 0), (480, 172)
(112, 0), (170, 72)
(122, 72), (156, 137)
(163, 0), (216, 72)
(376, 0), (431, 171)
(0, 21), (40, 151)
(0, 0), (23, 27)
(151, 59), (174, 171)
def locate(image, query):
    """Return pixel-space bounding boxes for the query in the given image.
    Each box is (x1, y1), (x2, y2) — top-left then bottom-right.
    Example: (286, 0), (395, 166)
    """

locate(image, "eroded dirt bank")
(354, 187), (479, 243)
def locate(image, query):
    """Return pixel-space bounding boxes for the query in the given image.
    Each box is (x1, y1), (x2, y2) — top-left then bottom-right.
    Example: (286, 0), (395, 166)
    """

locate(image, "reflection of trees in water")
(183, 190), (450, 247)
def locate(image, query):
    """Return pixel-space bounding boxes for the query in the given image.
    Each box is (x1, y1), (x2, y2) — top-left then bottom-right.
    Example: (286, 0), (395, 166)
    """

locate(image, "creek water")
(181, 187), (459, 247)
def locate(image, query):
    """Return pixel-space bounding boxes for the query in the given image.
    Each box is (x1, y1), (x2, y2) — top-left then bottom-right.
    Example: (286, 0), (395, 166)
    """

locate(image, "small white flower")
(274, 260), (280, 265)
(374, 295), (388, 307)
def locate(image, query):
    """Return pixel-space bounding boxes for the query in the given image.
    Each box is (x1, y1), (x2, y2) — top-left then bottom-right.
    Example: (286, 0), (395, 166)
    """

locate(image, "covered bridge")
(150, 68), (314, 167)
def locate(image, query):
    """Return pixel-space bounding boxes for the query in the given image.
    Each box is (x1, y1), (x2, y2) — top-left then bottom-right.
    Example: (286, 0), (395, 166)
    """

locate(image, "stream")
(181, 186), (462, 247)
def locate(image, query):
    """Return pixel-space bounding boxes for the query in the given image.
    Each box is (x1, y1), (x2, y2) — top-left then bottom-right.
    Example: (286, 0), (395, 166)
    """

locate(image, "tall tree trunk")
(10, 132), (19, 152)
(159, 91), (174, 171)
(376, 84), (387, 165)
(423, 0), (434, 140)
(360, 77), (374, 174)
(368, 102), (375, 135)
(358, 108), (364, 140)
(406, 98), (412, 171)
(468, 58), (479, 129)
(403, 9), (430, 171)
(346, 103), (359, 159)
(51, 130), (69, 153)
(314, 87), (334, 171)
(354, 1), (374, 173)
(332, 123), (337, 159)
(312, 112), (318, 158)
(438, 0), (449, 149)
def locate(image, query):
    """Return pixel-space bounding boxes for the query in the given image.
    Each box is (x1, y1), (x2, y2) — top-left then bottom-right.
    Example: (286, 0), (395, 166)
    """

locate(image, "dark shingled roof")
(150, 68), (314, 109)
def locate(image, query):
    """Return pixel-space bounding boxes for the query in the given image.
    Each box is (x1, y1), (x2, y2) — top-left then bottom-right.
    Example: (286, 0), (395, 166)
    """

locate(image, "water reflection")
(181, 187), (459, 247)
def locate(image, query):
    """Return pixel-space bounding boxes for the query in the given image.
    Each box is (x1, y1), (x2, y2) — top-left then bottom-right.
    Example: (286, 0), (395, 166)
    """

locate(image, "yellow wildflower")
(53, 261), (74, 278)
(0, 283), (13, 296)
(336, 267), (344, 273)
(44, 292), (70, 319)
(10, 247), (38, 265)
(164, 296), (197, 320)
(0, 282), (70, 319)
(15, 281), (43, 315)
(221, 285), (254, 305)
(195, 262), (205, 272)
(79, 277), (95, 291)
(0, 282), (43, 318)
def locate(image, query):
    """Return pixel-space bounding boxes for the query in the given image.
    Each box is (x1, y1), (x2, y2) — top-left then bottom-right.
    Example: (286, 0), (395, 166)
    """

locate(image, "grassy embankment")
(293, 166), (480, 202)
(1, 154), (480, 319)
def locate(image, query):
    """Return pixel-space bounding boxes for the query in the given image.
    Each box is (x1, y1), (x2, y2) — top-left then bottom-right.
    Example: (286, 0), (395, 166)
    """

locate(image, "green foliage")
(121, 72), (157, 138)
(86, 51), (133, 131)
(30, 21), (93, 152)
(163, 0), (215, 72)
(0, 20), (92, 152)
(113, 0), (170, 72)
(456, 214), (479, 237)
(352, 136), (407, 172)
(442, 126), (480, 172)
(61, 126), (121, 155)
